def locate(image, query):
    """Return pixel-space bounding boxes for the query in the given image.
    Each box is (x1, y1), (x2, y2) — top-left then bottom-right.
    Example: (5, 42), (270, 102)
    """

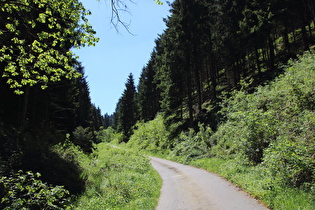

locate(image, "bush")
(212, 51), (315, 188)
(263, 109), (315, 190)
(261, 52), (315, 189)
(96, 127), (124, 145)
(96, 127), (116, 143)
(72, 126), (94, 153)
(0, 170), (70, 210)
(212, 89), (279, 164)
(170, 124), (213, 163)
(127, 114), (170, 153)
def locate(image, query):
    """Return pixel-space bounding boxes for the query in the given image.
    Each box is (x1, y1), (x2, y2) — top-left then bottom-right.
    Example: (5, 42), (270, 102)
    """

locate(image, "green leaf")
(155, 0), (163, 5)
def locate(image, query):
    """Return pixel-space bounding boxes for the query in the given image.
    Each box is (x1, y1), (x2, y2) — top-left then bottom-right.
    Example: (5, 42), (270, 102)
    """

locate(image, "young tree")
(114, 73), (138, 142)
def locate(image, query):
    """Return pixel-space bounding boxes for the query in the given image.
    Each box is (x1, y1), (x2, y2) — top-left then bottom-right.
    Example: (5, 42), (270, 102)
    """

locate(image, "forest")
(115, 0), (315, 140)
(114, 0), (315, 208)
(0, 1), (112, 208)
(0, 0), (314, 209)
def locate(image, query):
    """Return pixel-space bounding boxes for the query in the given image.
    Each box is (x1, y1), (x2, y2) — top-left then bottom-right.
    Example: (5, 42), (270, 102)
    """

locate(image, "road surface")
(150, 157), (268, 210)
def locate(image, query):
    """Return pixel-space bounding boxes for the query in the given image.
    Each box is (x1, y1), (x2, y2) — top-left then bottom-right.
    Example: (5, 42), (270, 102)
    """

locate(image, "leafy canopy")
(0, 0), (98, 94)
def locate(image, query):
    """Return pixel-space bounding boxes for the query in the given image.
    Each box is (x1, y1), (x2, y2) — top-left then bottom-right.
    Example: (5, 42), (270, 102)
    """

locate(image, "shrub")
(96, 127), (116, 143)
(212, 89), (279, 164)
(212, 51), (315, 188)
(170, 124), (213, 163)
(96, 127), (124, 145)
(72, 126), (94, 153)
(127, 114), (170, 153)
(263, 110), (315, 190)
(0, 170), (70, 210)
(261, 52), (315, 189)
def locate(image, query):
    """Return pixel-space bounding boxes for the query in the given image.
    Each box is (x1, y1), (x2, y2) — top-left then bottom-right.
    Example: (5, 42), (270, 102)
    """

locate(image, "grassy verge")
(188, 157), (314, 210)
(136, 149), (314, 209)
(73, 143), (161, 209)
(120, 136), (315, 210)
(122, 138), (314, 210)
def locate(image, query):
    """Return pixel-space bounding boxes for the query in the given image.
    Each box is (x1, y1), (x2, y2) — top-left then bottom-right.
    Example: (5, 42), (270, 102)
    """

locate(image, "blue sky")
(74, 0), (171, 114)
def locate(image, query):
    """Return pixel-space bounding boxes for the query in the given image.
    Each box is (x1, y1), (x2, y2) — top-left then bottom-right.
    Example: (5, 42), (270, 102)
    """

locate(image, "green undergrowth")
(0, 170), (71, 209)
(127, 114), (171, 155)
(123, 51), (315, 210)
(190, 158), (314, 210)
(73, 143), (161, 209)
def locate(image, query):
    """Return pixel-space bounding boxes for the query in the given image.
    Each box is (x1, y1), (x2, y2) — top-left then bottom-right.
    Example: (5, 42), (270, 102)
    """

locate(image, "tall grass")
(190, 158), (315, 209)
(73, 143), (161, 209)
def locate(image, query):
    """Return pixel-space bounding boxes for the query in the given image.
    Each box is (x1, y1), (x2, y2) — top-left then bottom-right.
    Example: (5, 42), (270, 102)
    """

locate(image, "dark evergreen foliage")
(137, 55), (161, 122)
(103, 113), (115, 129)
(133, 0), (315, 140)
(114, 73), (139, 142)
(0, 59), (104, 193)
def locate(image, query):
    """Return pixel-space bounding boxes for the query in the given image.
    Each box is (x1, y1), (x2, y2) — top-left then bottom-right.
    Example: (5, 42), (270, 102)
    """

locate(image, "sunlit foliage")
(0, 0), (98, 94)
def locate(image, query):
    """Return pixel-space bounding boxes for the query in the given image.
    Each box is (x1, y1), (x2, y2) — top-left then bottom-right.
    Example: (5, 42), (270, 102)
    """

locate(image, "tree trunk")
(185, 54), (194, 128)
(255, 46), (261, 74)
(210, 54), (217, 100)
(268, 36), (275, 72)
(283, 24), (291, 54)
(301, 25), (310, 50)
(20, 86), (30, 132)
(193, 47), (202, 114)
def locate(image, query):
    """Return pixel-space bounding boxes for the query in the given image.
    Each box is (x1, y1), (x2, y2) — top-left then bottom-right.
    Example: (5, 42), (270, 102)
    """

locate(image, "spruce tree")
(114, 73), (138, 142)
(103, 113), (114, 128)
(137, 54), (161, 122)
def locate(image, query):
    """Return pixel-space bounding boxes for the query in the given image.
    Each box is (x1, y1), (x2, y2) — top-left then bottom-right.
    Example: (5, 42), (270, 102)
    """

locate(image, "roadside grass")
(73, 143), (161, 209)
(122, 143), (315, 210)
(190, 158), (315, 210)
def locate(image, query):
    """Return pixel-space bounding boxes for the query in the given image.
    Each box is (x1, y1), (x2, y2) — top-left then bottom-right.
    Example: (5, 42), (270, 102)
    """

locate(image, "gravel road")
(150, 157), (268, 210)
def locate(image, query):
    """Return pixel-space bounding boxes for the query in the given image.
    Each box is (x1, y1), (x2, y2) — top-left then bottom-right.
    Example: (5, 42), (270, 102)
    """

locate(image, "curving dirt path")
(150, 157), (268, 210)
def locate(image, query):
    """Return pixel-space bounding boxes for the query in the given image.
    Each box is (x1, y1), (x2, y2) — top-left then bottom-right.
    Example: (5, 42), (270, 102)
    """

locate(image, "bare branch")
(110, 0), (136, 35)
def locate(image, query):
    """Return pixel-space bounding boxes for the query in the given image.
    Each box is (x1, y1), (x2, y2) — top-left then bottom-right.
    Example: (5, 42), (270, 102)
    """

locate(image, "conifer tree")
(74, 64), (93, 129)
(137, 54), (161, 122)
(114, 73), (138, 142)
(103, 113), (114, 128)
(143, 0), (315, 140)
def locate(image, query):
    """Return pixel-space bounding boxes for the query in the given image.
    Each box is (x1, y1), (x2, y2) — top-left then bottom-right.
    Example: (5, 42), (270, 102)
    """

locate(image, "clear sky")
(74, 0), (171, 115)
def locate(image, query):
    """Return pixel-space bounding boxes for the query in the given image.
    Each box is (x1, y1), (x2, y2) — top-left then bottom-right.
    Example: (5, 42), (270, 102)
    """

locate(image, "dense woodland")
(0, 0), (315, 209)
(113, 0), (315, 204)
(115, 0), (315, 140)
(0, 1), (112, 203)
